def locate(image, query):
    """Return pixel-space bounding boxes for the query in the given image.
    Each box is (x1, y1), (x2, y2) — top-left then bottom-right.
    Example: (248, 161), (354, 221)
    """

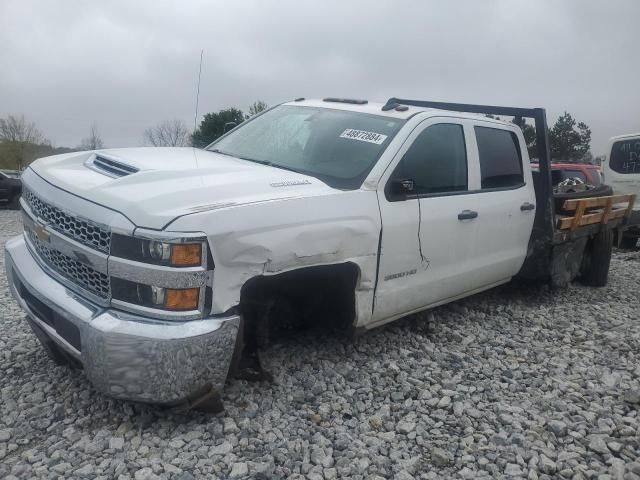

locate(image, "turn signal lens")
(164, 288), (199, 310)
(170, 243), (202, 266)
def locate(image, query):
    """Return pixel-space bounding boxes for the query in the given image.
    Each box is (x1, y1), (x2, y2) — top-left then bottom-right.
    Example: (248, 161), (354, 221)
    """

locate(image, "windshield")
(207, 105), (405, 189)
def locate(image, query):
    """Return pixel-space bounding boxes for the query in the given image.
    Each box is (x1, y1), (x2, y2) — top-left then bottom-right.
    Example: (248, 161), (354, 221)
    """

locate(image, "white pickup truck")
(4, 98), (633, 410)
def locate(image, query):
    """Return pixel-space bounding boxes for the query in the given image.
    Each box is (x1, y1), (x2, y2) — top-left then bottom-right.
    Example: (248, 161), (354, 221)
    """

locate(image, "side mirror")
(224, 122), (237, 133)
(390, 178), (415, 198)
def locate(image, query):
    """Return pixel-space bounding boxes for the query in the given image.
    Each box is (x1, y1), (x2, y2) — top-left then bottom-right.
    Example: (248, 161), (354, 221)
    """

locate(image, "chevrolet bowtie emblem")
(34, 222), (50, 242)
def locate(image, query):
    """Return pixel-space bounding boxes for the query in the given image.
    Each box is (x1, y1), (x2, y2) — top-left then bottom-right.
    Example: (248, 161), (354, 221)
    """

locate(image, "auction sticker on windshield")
(339, 129), (388, 145)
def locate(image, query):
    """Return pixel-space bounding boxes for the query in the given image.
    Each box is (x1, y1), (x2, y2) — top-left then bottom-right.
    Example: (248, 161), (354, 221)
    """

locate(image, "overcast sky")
(1, 0), (638, 154)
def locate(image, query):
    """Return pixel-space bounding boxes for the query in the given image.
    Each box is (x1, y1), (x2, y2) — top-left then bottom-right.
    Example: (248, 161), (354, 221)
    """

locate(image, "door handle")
(458, 210), (478, 220)
(520, 202), (535, 211)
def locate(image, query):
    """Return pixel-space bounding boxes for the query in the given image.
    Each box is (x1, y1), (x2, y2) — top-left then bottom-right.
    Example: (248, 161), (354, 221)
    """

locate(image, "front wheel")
(580, 228), (613, 287)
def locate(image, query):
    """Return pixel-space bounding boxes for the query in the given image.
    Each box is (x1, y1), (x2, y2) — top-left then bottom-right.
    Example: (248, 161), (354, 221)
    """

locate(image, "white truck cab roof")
(283, 98), (514, 126)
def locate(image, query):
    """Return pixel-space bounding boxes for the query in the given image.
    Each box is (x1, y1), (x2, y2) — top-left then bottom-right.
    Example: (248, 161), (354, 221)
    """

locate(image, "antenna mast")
(193, 49), (204, 135)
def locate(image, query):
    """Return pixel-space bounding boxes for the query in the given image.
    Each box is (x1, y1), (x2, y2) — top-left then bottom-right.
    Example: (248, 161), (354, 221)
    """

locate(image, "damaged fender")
(168, 189), (382, 328)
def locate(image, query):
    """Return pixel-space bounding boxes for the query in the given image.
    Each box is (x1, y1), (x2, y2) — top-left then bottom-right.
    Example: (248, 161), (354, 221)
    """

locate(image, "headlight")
(146, 240), (202, 266)
(112, 234), (205, 267)
(148, 240), (170, 261)
(109, 232), (209, 317)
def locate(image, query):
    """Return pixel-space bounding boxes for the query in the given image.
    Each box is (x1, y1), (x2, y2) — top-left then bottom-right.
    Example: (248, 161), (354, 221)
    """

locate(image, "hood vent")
(88, 155), (139, 178)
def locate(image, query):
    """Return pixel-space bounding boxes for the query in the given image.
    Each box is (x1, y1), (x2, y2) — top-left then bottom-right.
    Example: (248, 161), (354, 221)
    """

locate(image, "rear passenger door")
(469, 123), (536, 286)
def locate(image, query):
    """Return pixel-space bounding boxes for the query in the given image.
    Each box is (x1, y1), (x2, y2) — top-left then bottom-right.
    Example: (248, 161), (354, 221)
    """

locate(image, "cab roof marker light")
(322, 98), (368, 105)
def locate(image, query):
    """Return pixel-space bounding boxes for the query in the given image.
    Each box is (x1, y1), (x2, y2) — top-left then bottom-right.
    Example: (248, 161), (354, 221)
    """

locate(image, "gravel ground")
(1, 208), (639, 480)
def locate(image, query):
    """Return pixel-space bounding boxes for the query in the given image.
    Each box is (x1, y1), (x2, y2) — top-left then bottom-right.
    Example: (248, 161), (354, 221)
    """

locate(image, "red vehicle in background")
(531, 162), (612, 214)
(531, 162), (603, 186)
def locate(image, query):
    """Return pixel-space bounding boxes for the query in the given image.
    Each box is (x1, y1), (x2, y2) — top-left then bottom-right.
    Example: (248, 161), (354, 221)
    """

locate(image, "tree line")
(1, 102), (594, 170)
(0, 116), (106, 170)
(0, 100), (269, 170)
(488, 112), (594, 163)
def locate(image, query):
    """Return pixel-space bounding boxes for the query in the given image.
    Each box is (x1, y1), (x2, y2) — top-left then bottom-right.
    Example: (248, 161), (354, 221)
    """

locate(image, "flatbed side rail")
(558, 194), (636, 231)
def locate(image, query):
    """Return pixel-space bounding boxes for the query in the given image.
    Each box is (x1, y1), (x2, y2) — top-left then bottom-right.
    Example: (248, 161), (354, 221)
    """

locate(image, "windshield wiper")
(259, 161), (303, 174)
(208, 148), (235, 158)
(209, 149), (262, 164)
(209, 149), (305, 175)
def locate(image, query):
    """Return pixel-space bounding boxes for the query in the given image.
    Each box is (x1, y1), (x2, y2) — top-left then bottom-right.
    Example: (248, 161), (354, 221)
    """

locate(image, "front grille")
(27, 230), (110, 299)
(23, 189), (111, 253)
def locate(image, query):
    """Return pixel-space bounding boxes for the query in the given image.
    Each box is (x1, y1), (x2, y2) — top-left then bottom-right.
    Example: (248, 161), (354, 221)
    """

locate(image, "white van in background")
(603, 134), (640, 248)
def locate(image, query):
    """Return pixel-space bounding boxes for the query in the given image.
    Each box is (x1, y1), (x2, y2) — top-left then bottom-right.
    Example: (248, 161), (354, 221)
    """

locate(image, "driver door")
(373, 119), (481, 325)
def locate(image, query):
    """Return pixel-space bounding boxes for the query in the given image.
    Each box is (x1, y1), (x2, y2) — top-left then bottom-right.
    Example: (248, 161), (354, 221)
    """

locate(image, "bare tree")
(143, 120), (190, 147)
(0, 115), (45, 170)
(80, 123), (104, 150)
(247, 100), (268, 118)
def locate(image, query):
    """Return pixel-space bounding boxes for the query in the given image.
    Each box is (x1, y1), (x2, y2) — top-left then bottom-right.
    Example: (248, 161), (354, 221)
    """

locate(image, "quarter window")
(392, 123), (467, 195)
(475, 126), (524, 189)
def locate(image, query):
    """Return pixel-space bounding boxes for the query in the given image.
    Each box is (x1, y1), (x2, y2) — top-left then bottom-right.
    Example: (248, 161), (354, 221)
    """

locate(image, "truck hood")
(28, 147), (336, 229)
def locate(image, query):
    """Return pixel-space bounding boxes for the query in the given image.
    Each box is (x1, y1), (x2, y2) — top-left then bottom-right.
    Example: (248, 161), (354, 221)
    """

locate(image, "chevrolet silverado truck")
(4, 98), (635, 410)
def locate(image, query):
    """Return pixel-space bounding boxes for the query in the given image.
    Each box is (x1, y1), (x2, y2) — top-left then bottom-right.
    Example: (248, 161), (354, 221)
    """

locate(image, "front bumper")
(5, 234), (240, 405)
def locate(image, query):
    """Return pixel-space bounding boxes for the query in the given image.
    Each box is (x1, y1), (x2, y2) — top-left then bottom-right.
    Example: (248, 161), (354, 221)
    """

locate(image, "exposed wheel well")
(239, 262), (360, 348)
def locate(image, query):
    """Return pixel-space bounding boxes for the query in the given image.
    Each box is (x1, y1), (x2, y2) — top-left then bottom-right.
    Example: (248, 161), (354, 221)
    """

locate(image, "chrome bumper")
(5, 234), (240, 405)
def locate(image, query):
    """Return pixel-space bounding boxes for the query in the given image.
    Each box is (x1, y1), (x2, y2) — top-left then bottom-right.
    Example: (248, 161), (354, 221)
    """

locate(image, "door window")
(475, 126), (524, 189)
(391, 123), (467, 196)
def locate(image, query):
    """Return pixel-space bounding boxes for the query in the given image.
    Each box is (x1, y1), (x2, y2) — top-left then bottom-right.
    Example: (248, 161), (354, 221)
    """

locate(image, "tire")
(619, 235), (639, 249)
(581, 228), (613, 287)
(554, 184), (613, 214)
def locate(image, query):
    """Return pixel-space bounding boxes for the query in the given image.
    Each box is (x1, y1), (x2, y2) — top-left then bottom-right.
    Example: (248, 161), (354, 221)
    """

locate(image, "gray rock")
(134, 467), (160, 480)
(395, 471), (415, 480)
(172, 473), (194, 480)
(75, 464), (96, 476)
(109, 436), (125, 450)
(607, 441), (622, 454)
(432, 448), (453, 467)
(310, 447), (327, 466)
(505, 463), (523, 476)
(624, 389), (640, 404)
(539, 454), (556, 475)
(51, 462), (72, 474)
(223, 418), (240, 434)
(210, 441), (233, 455)
(589, 437), (610, 455)
(397, 420), (416, 434)
(548, 420), (568, 437)
(229, 462), (248, 478)
(437, 396), (452, 409)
